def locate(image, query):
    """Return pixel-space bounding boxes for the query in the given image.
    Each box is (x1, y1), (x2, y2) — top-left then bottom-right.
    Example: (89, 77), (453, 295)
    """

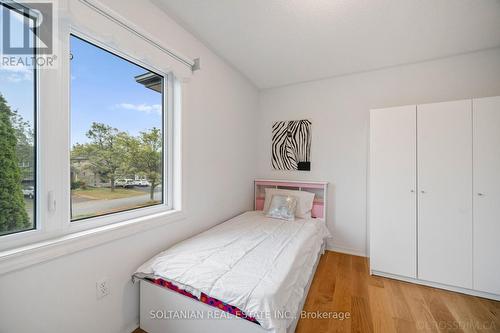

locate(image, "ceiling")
(153, 0), (500, 89)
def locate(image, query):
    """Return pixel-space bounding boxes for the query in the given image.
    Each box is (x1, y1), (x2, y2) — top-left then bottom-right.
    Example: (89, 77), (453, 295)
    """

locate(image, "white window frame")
(0, 0), (186, 273)
(65, 29), (174, 233)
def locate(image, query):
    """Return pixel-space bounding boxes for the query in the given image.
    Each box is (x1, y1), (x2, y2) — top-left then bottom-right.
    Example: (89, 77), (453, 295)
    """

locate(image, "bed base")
(139, 243), (325, 333)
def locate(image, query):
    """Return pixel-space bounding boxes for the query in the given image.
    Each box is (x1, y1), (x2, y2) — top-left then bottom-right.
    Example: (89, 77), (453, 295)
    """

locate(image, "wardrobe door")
(417, 100), (473, 289)
(370, 106), (417, 278)
(473, 96), (500, 295)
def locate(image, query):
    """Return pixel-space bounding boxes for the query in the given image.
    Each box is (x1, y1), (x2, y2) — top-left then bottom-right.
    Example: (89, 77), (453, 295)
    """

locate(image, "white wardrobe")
(369, 96), (500, 300)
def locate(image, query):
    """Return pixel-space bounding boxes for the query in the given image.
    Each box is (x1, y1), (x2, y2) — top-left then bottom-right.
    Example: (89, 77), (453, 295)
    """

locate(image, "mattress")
(134, 210), (331, 332)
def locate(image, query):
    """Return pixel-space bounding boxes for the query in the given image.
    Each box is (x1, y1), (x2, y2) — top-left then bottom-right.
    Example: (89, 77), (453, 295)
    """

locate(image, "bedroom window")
(70, 34), (165, 221)
(0, 1), (184, 271)
(0, 3), (37, 236)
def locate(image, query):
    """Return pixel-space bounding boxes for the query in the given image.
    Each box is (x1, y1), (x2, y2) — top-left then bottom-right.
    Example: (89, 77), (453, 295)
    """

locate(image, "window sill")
(0, 209), (185, 276)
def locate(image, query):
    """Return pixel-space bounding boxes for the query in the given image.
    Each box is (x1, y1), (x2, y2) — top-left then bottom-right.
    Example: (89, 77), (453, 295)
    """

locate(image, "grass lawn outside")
(72, 187), (146, 200)
(71, 200), (161, 221)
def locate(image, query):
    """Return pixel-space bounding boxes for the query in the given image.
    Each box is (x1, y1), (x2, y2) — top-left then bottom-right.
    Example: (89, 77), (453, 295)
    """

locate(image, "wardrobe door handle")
(410, 189), (415, 193)
(477, 193), (485, 197)
(420, 190), (426, 194)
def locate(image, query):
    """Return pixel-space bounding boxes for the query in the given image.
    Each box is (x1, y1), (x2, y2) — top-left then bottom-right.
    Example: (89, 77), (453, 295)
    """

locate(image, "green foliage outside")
(0, 94), (30, 234)
(10, 107), (34, 181)
(72, 123), (129, 191)
(71, 122), (162, 200)
(71, 180), (87, 190)
(127, 127), (162, 200)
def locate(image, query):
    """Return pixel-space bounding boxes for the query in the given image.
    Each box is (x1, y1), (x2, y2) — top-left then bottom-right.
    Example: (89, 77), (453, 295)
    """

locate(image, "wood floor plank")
(314, 249), (339, 304)
(297, 251), (340, 333)
(420, 286), (465, 333)
(350, 255), (374, 333)
(328, 252), (353, 333)
(479, 298), (500, 328)
(132, 251), (500, 333)
(387, 281), (415, 323)
(463, 296), (500, 332)
(398, 280), (440, 332)
(351, 296), (374, 333)
(367, 278), (397, 333)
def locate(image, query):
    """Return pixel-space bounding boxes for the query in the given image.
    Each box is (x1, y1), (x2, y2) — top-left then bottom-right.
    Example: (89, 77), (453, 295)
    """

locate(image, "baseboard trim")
(371, 270), (500, 301)
(326, 244), (367, 257)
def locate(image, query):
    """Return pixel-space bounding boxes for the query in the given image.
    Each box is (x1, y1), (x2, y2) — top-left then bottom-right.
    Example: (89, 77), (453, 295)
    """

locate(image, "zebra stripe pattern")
(272, 119), (311, 170)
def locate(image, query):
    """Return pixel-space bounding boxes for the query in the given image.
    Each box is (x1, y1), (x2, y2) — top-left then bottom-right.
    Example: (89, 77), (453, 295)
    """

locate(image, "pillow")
(265, 195), (297, 221)
(264, 188), (315, 218)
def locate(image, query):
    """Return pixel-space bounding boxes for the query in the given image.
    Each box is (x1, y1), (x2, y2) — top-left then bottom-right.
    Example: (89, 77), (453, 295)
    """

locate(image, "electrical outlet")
(96, 278), (110, 299)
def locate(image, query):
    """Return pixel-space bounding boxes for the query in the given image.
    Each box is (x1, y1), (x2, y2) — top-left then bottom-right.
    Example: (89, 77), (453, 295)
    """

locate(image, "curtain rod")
(79, 0), (199, 72)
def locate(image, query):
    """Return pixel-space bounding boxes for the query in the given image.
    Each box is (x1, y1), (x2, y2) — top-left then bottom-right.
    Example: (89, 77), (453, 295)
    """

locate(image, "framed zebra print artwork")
(272, 119), (312, 171)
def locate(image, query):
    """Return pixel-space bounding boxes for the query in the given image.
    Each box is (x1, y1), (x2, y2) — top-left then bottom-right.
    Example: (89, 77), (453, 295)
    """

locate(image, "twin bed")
(133, 180), (329, 333)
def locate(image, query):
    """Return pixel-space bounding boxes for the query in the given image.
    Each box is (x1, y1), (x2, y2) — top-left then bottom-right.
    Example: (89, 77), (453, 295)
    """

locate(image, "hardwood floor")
(133, 251), (500, 333)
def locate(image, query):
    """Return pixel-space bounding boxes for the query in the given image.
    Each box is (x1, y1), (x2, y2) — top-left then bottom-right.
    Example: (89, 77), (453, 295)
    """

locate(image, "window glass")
(70, 35), (164, 221)
(0, 4), (37, 236)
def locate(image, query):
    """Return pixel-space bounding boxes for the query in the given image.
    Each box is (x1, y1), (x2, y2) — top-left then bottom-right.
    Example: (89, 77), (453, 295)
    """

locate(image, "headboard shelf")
(254, 179), (328, 220)
(254, 179), (328, 189)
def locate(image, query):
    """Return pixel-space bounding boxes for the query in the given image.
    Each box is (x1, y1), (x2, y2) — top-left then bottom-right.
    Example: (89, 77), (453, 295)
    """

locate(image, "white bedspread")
(135, 211), (331, 332)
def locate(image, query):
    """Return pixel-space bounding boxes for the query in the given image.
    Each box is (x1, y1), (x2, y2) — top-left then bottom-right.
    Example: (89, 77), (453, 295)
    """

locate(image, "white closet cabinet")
(473, 96), (500, 295)
(369, 106), (417, 278)
(417, 100), (473, 289)
(370, 97), (500, 300)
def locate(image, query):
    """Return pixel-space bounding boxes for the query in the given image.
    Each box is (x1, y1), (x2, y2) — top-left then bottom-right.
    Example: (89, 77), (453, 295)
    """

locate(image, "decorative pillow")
(265, 195), (297, 221)
(264, 188), (315, 219)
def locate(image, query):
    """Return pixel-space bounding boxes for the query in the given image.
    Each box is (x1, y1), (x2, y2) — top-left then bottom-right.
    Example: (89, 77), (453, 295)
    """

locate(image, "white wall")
(257, 47), (500, 257)
(0, 1), (258, 333)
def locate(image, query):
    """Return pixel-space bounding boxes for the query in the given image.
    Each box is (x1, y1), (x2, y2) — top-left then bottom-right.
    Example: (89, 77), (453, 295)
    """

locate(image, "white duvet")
(134, 211), (331, 332)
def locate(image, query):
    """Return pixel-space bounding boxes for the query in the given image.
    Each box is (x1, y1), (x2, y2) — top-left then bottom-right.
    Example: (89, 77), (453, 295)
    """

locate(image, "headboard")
(254, 179), (328, 220)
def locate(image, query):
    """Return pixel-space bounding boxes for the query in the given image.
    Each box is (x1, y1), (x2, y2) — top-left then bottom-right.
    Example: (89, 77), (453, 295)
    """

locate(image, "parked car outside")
(22, 186), (34, 199)
(115, 179), (135, 188)
(135, 179), (151, 187)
